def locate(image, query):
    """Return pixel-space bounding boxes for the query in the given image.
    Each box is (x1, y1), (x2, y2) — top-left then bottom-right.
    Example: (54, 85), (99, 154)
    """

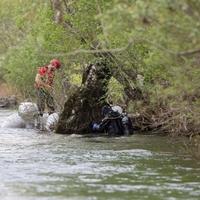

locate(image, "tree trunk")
(50, 0), (63, 24)
(56, 58), (112, 134)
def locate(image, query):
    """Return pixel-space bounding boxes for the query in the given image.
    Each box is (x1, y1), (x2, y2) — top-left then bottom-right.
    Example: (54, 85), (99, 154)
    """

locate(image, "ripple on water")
(0, 110), (200, 200)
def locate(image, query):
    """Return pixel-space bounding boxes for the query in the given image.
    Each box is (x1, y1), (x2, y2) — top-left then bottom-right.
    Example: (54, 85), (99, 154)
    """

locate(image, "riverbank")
(0, 83), (15, 97)
(0, 83), (19, 108)
(130, 100), (200, 137)
(130, 102), (200, 159)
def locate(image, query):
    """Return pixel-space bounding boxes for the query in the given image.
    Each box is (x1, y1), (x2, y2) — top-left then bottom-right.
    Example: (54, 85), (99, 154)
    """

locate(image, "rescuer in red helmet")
(34, 59), (61, 116)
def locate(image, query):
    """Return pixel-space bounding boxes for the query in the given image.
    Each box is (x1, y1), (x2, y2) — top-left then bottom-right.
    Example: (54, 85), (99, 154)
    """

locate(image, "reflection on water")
(0, 110), (200, 200)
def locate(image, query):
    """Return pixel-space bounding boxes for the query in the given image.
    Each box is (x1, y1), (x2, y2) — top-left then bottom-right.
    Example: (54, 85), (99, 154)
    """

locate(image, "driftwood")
(0, 96), (17, 108)
(56, 59), (112, 134)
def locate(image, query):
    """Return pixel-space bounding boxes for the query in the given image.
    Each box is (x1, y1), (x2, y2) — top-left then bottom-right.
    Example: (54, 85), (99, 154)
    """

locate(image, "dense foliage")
(0, 0), (199, 135)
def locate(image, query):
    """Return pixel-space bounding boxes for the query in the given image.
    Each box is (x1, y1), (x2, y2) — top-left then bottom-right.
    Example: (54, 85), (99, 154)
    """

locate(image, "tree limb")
(177, 49), (200, 57)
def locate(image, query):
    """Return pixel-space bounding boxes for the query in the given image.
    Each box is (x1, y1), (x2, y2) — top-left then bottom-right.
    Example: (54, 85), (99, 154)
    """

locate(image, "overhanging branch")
(38, 28), (200, 58)
(177, 49), (200, 57)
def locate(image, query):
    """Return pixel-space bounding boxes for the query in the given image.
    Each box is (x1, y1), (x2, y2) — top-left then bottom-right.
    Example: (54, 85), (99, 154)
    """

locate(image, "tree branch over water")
(177, 49), (200, 57)
(39, 37), (177, 57)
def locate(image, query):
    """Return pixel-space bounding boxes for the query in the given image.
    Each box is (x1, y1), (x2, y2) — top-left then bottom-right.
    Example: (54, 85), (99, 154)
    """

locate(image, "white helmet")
(111, 105), (123, 115)
(18, 102), (39, 122)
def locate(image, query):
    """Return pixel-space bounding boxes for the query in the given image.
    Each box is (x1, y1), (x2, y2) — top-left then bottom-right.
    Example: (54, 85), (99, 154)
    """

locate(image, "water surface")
(0, 110), (200, 200)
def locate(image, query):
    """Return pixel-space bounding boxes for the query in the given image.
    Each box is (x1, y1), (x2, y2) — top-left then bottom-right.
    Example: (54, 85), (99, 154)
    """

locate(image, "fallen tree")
(56, 58), (112, 134)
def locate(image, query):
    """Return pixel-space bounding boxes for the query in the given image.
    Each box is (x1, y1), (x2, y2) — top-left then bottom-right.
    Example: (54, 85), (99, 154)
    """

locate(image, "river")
(0, 110), (200, 200)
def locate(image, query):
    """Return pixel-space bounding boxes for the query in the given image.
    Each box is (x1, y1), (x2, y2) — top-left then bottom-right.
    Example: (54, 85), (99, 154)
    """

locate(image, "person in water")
(91, 104), (133, 136)
(34, 59), (61, 116)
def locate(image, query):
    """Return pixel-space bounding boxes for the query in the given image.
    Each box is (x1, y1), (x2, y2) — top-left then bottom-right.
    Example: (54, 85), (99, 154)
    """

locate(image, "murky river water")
(0, 110), (200, 200)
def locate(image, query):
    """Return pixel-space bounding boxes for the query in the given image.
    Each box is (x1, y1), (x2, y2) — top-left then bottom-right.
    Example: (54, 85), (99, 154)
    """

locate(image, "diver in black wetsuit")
(91, 104), (133, 136)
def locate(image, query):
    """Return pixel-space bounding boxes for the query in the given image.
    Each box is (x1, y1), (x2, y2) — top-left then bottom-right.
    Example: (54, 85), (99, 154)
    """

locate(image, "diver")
(91, 104), (133, 136)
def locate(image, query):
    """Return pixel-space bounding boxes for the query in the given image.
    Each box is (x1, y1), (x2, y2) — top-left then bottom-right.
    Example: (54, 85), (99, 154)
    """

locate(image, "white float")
(1, 113), (26, 128)
(45, 113), (59, 131)
(1, 102), (59, 131)
(18, 102), (39, 128)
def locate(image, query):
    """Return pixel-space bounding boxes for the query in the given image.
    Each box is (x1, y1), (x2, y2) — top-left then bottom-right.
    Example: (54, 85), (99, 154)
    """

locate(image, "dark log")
(56, 59), (112, 134)
(0, 96), (17, 108)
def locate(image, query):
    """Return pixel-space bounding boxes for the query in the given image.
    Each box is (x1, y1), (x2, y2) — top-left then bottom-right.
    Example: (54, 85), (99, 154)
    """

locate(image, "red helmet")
(50, 59), (61, 69)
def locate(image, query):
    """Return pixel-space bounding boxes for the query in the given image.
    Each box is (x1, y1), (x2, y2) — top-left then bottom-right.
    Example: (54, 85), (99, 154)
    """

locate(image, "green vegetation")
(0, 0), (199, 136)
